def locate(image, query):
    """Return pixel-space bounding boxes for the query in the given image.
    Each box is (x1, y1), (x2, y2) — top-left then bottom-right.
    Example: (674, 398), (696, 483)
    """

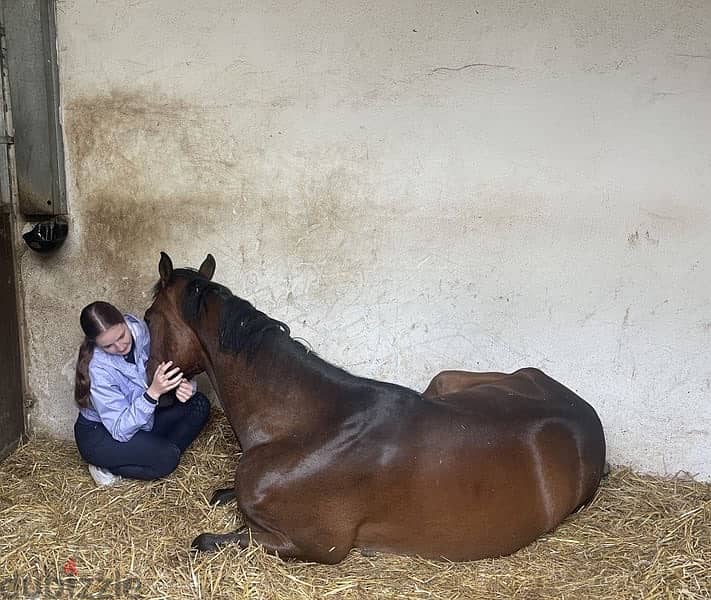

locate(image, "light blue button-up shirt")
(79, 314), (157, 442)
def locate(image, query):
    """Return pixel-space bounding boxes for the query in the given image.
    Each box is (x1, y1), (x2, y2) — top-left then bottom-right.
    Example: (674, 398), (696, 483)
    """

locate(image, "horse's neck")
(206, 331), (354, 449)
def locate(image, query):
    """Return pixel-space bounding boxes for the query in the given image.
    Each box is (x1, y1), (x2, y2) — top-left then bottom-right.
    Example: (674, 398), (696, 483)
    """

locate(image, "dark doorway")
(0, 209), (24, 460)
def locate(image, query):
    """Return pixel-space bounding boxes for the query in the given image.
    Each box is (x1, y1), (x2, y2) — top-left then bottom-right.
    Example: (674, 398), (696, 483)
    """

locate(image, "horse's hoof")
(209, 488), (237, 506)
(192, 533), (218, 552)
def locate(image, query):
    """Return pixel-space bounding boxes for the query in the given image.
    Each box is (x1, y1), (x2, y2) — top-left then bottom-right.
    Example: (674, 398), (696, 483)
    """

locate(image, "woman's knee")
(152, 442), (182, 478)
(113, 441), (180, 480)
(117, 438), (181, 479)
(190, 392), (211, 424)
(74, 418), (112, 467)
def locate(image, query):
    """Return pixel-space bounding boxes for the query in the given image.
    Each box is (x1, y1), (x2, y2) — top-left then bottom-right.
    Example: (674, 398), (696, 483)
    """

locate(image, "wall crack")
(431, 63), (515, 74)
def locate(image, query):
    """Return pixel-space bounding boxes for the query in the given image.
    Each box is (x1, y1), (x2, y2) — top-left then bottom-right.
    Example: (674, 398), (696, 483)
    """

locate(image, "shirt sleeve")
(90, 366), (157, 442)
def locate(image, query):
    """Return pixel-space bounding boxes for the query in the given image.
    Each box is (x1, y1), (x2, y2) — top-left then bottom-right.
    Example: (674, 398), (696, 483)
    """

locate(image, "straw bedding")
(0, 414), (709, 600)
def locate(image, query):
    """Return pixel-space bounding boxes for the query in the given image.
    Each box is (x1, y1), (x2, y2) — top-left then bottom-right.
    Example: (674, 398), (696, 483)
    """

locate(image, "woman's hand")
(175, 378), (195, 403)
(146, 361), (183, 400)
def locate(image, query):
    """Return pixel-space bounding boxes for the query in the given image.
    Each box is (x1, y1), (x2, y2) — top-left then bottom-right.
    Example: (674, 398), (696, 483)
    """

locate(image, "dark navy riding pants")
(74, 392), (210, 480)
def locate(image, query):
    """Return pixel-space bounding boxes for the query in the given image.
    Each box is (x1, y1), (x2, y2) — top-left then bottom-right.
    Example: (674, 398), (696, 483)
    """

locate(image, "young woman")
(74, 301), (210, 485)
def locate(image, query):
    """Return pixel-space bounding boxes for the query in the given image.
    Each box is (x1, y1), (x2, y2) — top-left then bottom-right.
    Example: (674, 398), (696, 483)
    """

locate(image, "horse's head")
(145, 252), (216, 380)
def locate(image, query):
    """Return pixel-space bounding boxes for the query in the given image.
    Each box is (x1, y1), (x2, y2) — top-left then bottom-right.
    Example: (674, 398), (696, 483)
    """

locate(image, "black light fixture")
(22, 219), (68, 253)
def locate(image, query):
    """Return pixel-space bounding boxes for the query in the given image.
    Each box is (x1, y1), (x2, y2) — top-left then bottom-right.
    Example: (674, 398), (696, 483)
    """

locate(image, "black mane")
(160, 268), (290, 359)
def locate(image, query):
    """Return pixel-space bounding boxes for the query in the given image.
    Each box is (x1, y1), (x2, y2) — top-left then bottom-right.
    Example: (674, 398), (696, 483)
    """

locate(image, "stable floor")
(0, 415), (709, 600)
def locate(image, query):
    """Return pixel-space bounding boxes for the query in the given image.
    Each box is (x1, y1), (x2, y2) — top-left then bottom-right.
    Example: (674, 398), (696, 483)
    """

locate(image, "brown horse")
(145, 252), (606, 564)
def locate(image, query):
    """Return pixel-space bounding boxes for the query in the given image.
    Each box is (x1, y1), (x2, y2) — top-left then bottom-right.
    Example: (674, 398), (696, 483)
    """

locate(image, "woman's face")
(95, 322), (133, 356)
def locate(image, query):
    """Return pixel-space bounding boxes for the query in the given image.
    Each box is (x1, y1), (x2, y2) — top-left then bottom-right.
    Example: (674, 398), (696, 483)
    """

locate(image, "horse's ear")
(159, 252), (174, 286)
(199, 254), (216, 281)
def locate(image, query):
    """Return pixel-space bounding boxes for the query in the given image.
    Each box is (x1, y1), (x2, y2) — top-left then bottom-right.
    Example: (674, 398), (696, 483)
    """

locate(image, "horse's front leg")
(209, 468), (240, 505)
(209, 487), (237, 505)
(192, 521), (350, 564)
(192, 525), (312, 561)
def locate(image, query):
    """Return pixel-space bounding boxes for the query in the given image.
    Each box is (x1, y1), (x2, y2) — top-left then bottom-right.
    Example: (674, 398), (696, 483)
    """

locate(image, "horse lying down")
(145, 252), (606, 564)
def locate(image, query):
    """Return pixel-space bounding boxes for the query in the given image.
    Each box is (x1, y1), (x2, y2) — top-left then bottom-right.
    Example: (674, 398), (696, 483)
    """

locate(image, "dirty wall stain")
(58, 88), (564, 305)
(63, 90), (253, 197)
(61, 89), (388, 295)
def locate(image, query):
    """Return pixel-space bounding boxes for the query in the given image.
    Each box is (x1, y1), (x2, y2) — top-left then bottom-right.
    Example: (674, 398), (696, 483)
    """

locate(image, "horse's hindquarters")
(353, 407), (605, 561)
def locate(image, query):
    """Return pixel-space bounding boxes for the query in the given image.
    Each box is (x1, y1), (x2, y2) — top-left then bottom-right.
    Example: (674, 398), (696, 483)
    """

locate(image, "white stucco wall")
(20, 1), (710, 479)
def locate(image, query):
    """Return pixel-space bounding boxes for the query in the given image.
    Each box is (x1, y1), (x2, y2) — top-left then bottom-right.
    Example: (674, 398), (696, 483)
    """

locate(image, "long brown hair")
(74, 301), (125, 407)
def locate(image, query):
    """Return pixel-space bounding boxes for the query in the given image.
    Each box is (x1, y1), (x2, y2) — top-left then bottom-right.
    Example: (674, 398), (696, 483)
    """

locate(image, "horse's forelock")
(183, 278), (212, 321)
(150, 267), (200, 300)
(180, 272), (234, 323)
